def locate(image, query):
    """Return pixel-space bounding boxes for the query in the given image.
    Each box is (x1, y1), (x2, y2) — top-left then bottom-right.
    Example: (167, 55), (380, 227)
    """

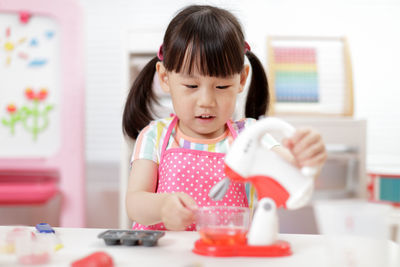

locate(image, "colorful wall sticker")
(1, 88), (54, 141)
(2, 27), (27, 65)
(1, 14), (55, 68)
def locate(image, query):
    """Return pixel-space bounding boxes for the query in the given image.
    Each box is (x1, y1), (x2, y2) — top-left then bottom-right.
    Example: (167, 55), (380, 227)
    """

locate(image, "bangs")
(163, 7), (245, 77)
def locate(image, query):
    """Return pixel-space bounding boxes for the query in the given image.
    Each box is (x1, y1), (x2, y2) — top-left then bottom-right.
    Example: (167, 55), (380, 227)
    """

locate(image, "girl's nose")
(198, 88), (216, 107)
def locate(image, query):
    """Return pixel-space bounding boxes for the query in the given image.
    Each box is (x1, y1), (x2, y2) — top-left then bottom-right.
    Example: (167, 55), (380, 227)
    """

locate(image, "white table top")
(1, 226), (399, 267)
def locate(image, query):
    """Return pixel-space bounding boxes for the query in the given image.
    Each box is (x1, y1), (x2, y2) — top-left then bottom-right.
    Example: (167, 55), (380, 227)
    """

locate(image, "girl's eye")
(185, 85), (198, 89)
(216, 85), (229, 89)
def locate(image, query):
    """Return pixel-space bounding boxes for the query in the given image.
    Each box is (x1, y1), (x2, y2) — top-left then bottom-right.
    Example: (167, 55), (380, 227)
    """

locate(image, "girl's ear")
(239, 64), (250, 93)
(156, 62), (170, 93)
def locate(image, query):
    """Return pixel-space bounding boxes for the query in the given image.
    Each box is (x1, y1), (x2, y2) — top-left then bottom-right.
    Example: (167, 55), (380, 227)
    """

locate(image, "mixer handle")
(245, 117), (318, 178)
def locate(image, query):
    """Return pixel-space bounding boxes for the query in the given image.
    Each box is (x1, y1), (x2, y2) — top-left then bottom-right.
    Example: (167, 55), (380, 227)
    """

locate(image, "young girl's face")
(157, 63), (249, 139)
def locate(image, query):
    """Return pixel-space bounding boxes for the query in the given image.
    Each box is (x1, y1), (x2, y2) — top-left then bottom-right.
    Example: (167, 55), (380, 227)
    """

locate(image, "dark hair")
(123, 5), (269, 139)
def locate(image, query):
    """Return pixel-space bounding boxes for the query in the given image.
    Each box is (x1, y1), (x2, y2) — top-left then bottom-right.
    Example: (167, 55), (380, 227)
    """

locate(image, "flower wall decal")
(2, 103), (20, 135)
(1, 88), (54, 140)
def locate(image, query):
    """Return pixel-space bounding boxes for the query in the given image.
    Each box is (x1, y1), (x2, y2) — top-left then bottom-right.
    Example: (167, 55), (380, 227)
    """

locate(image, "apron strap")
(160, 115), (178, 161)
(227, 119), (239, 139)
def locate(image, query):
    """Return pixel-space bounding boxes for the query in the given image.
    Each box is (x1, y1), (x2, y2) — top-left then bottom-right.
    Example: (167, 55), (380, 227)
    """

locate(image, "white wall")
(80, 0), (400, 168)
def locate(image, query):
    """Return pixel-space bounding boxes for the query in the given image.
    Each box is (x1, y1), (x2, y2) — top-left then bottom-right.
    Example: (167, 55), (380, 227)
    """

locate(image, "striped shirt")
(131, 117), (279, 164)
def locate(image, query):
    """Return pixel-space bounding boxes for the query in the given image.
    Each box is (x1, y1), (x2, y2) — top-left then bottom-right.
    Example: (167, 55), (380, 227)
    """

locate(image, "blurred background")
(0, 0), (399, 241)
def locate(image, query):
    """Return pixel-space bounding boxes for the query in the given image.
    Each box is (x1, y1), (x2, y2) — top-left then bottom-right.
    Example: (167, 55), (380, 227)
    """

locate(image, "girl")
(123, 5), (327, 231)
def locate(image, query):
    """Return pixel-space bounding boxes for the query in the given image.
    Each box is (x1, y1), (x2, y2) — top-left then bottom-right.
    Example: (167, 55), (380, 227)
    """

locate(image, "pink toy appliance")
(193, 117), (317, 257)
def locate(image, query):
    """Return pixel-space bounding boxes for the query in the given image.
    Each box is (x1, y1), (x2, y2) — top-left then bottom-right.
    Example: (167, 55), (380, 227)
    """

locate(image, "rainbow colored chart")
(273, 47), (319, 103)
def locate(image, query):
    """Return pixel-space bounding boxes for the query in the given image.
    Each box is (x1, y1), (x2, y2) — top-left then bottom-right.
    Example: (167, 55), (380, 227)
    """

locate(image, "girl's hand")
(283, 127), (327, 169)
(161, 192), (198, 231)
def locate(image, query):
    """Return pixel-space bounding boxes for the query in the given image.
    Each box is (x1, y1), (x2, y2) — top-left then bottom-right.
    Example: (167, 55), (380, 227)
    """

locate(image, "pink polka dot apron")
(132, 116), (248, 231)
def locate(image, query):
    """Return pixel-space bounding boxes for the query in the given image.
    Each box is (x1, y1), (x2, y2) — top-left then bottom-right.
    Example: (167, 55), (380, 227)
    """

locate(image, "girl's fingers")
(288, 128), (309, 145)
(282, 138), (293, 150)
(171, 195), (194, 219)
(298, 151), (327, 167)
(286, 127), (326, 168)
(162, 193), (197, 230)
(291, 129), (321, 156)
(295, 141), (326, 163)
(177, 193), (198, 210)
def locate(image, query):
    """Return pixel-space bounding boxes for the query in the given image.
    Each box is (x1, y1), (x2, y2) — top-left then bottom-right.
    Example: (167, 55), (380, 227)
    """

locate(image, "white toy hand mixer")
(193, 117), (317, 257)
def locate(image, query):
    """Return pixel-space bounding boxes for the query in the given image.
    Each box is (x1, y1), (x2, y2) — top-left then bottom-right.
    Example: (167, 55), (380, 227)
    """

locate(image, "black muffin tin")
(98, 230), (165, 247)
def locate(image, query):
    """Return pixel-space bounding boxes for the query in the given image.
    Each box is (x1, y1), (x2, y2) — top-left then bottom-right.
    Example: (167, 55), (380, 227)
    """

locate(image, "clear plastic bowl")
(195, 206), (250, 246)
(15, 231), (53, 265)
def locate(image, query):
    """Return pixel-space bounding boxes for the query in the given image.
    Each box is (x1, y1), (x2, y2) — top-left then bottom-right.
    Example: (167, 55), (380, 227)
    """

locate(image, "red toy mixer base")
(192, 239), (292, 257)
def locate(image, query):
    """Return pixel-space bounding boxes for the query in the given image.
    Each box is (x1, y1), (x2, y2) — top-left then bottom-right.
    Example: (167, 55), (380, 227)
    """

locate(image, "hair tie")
(244, 41), (251, 54)
(157, 44), (164, 61)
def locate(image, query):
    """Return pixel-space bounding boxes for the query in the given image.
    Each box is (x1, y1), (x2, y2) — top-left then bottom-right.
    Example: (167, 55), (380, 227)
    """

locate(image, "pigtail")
(122, 56), (159, 139)
(244, 50), (270, 119)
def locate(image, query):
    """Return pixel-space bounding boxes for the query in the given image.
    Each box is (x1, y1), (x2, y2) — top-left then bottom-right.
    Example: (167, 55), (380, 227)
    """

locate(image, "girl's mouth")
(196, 115), (215, 121)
